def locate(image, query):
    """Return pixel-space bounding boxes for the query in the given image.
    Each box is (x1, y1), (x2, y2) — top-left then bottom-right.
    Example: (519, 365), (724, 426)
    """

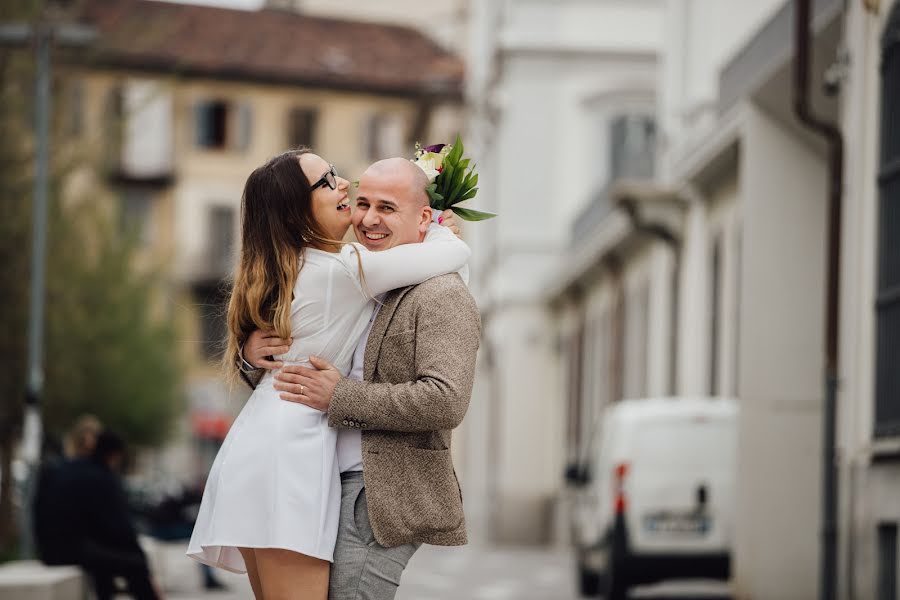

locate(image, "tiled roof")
(77, 0), (463, 97)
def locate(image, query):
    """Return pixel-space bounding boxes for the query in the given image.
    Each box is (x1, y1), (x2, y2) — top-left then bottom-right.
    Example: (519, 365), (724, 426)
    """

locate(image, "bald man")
(242, 158), (481, 599)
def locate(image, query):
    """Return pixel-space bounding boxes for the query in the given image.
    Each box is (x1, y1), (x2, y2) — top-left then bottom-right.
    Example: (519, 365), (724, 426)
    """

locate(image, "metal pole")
(792, 1), (844, 598)
(20, 25), (51, 559)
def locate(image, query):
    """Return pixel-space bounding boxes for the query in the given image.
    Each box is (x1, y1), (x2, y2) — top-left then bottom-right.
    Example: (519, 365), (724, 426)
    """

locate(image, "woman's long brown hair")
(224, 148), (334, 379)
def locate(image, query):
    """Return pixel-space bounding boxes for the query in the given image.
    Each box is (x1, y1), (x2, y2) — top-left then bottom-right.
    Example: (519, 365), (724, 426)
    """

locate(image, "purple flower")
(423, 143), (446, 153)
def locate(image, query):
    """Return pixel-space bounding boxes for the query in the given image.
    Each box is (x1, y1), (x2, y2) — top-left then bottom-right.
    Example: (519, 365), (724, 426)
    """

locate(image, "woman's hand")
(438, 209), (462, 239)
(243, 329), (292, 370)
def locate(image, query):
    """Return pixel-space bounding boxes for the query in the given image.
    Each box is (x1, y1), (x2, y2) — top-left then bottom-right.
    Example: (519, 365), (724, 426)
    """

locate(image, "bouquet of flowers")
(412, 134), (496, 221)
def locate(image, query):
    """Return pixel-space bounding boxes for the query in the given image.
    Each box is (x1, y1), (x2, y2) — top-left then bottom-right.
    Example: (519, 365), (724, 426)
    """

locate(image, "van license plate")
(643, 513), (710, 534)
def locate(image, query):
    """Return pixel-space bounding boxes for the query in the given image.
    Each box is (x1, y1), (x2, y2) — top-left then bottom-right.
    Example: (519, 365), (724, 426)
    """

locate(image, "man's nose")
(337, 177), (350, 191)
(362, 209), (380, 227)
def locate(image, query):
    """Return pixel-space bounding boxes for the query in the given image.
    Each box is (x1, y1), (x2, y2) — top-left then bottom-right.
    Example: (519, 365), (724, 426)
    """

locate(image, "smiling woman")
(300, 155), (352, 250)
(186, 148), (470, 599)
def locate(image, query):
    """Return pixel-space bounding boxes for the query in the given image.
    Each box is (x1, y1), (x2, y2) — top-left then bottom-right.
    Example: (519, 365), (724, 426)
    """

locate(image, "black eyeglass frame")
(310, 165), (338, 191)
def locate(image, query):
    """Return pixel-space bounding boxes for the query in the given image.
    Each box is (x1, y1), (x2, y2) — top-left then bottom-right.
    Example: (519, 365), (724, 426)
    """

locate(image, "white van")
(569, 397), (738, 599)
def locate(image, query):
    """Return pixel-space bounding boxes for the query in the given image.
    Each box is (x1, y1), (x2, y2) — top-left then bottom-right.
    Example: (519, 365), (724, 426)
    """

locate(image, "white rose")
(413, 156), (440, 182)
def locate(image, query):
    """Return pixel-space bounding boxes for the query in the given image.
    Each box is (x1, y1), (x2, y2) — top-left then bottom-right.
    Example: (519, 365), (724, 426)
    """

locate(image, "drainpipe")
(793, 2), (844, 599)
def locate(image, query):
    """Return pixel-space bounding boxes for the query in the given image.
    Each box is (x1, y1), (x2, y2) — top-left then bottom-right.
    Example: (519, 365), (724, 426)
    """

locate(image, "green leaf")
(447, 159), (470, 204)
(451, 206), (497, 221)
(442, 160), (456, 187)
(458, 187), (479, 201)
(426, 188), (445, 209)
(446, 134), (464, 165)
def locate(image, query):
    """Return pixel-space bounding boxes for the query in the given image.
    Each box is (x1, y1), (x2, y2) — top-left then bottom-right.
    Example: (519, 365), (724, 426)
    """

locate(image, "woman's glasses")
(310, 165), (338, 191)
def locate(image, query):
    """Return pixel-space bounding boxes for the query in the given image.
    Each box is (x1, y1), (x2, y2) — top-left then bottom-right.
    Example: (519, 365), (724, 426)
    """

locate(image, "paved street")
(155, 542), (577, 600)
(154, 541), (730, 600)
(397, 544), (576, 600)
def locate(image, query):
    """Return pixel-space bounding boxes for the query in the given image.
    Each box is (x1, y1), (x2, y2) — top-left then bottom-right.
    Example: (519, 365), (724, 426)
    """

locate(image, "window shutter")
(235, 103), (253, 152)
(874, 3), (900, 437)
(195, 102), (212, 148)
(288, 107), (318, 148)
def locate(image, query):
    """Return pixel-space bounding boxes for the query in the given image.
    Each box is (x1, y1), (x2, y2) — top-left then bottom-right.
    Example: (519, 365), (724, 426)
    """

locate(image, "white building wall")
(838, 1), (897, 598)
(658, 0), (789, 180)
(732, 103), (828, 600)
(466, 0), (664, 543)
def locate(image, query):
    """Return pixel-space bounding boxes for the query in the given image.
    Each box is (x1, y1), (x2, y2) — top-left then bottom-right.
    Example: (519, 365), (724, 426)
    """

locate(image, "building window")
(367, 113), (406, 161)
(710, 234), (722, 395)
(121, 188), (154, 246)
(288, 108), (318, 148)
(196, 101), (228, 149)
(878, 523), (898, 600)
(195, 101), (252, 151)
(67, 80), (84, 138)
(874, 4), (900, 437)
(731, 226), (742, 398)
(104, 86), (124, 170)
(609, 114), (656, 181)
(566, 317), (586, 466)
(623, 282), (649, 400)
(592, 313), (612, 411)
(208, 205), (235, 276)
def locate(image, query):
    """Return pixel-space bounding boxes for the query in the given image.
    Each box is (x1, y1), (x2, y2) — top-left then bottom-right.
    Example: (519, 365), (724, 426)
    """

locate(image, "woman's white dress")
(187, 225), (469, 573)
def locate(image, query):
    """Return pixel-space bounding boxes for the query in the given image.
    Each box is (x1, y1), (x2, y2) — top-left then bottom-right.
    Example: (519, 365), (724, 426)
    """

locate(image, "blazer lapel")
(363, 285), (415, 381)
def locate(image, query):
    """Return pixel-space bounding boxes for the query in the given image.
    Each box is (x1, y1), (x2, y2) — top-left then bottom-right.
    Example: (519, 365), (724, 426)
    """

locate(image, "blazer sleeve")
(327, 281), (481, 432)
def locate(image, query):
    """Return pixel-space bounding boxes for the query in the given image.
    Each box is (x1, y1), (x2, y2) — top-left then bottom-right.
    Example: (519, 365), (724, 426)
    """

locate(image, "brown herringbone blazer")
(327, 273), (481, 548)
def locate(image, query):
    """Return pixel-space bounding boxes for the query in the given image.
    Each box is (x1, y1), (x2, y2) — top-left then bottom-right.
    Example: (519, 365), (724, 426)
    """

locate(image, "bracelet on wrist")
(237, 345), (260, 374)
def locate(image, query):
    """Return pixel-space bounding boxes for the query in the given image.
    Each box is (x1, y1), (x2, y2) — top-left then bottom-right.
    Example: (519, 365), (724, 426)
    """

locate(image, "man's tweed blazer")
(327, 273), (481, 548)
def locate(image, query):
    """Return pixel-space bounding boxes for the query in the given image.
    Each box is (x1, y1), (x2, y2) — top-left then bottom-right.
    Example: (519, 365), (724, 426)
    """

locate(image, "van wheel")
(576, 548), (601, 596)
(577, 561), (600, 597)
(604, 551), (628, 600)
(604, 571), (627, 600)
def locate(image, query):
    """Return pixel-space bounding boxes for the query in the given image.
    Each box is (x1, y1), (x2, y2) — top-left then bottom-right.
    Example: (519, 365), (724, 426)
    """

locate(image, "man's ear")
(418, 206), (433, 234)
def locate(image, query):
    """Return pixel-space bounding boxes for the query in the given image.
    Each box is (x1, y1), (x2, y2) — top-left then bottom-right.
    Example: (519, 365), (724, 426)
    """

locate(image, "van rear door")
(624, 410), (737, 555)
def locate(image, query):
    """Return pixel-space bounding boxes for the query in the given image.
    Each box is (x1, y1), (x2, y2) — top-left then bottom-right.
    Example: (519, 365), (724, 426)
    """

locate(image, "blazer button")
(361, 422), (368, 428)
(342, 420), (349, 426)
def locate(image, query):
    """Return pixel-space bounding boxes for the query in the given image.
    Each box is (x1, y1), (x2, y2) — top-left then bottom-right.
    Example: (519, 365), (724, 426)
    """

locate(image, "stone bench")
(0, 560), (85, 600)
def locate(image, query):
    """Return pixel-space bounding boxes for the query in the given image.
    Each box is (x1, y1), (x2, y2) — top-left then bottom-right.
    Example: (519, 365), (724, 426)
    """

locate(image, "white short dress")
(187, 225), (469, 573)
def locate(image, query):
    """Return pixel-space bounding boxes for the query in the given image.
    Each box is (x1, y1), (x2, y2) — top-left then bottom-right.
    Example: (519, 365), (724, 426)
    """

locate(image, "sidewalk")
(146, 541), (252, 600)
(151, 541), (576, 600)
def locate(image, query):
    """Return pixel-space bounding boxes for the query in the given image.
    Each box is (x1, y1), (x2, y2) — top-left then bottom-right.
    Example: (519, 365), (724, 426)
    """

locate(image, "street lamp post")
(0, 19), (95, 558)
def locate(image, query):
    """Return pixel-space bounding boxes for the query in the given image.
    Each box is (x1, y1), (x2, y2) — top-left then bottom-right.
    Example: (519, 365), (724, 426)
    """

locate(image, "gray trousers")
(329, 472), (420, 600)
